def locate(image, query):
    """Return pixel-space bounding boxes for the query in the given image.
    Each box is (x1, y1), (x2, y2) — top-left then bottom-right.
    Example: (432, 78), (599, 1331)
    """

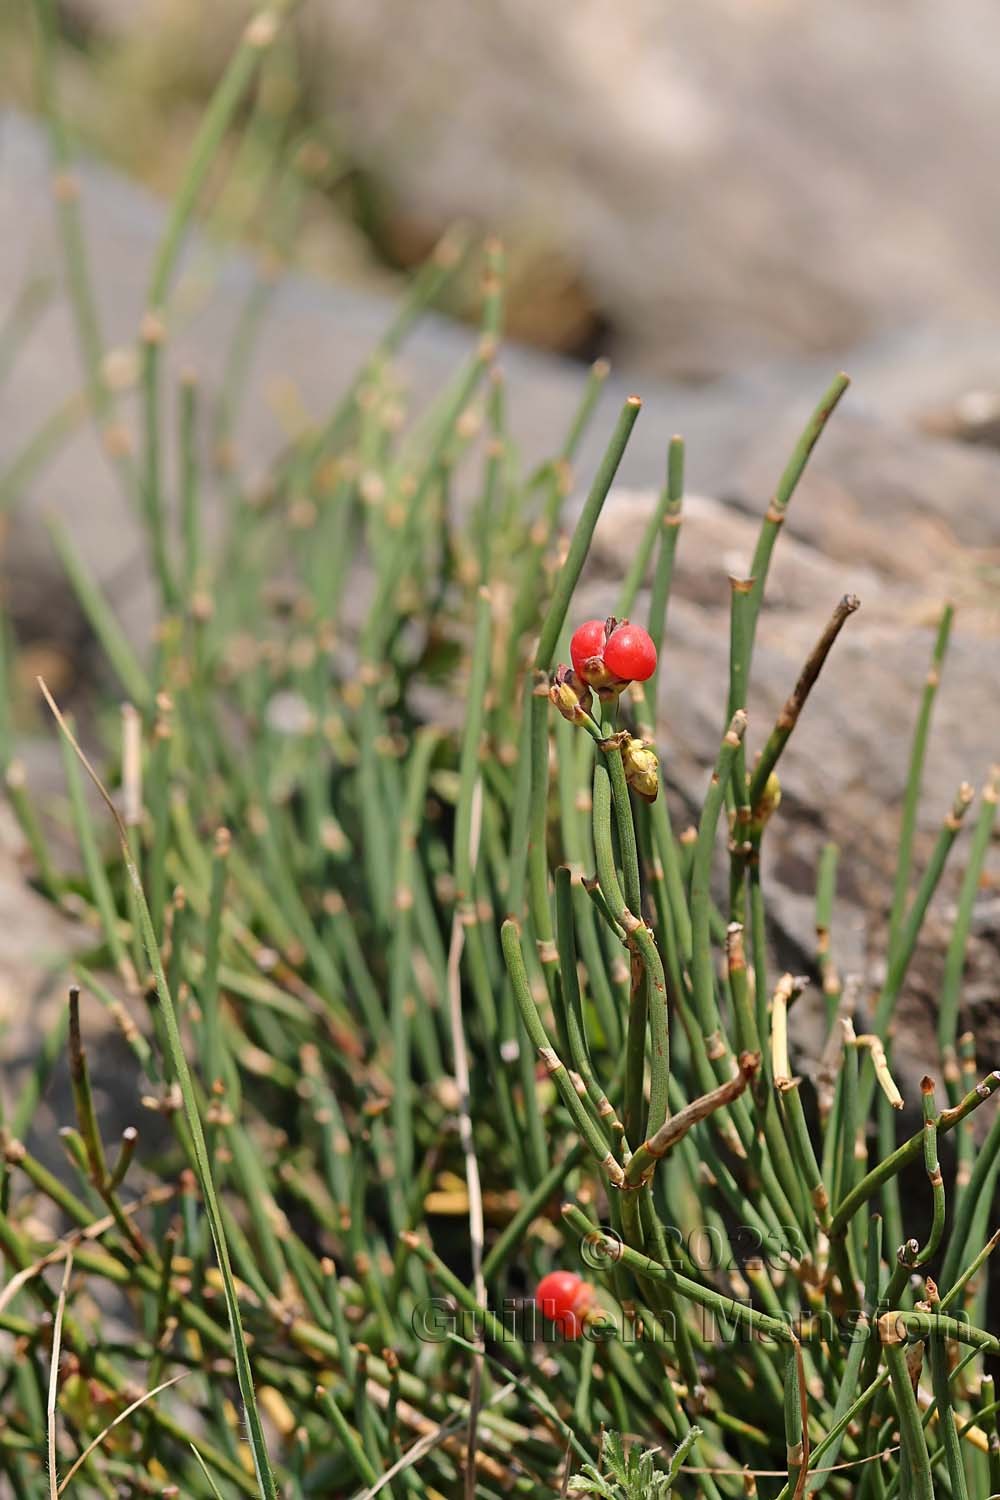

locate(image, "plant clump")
(0, 11), (998, 1500)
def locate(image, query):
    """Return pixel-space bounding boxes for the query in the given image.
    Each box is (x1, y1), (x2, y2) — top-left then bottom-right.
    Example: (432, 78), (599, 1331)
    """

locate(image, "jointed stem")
(831, 1065), (1000, 1242)
(887, 604), (953, 956)
(501, 920), (624, 1185)
(745, 373), (851, 672)
(690, 712), (747, 1062)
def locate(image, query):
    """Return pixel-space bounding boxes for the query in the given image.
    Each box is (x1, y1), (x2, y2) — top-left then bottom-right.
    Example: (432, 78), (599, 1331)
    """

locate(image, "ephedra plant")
(1, 7), (999, 1498)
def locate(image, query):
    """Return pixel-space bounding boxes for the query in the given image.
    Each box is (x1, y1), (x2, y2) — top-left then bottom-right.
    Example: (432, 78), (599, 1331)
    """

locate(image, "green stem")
(883, 1338), (934, 1500)
(527, 679), (558, 972)
(937, 766), (999, 1070)
(815, 840), (841, 1031)
(616, 441), (681, 620)
(874, 782), (974, 1039)
(47, 517), (150, 710)
(690, 712), (748, 1055)
(887, 604), (953, 956)
(67, 986), (109, 1190)
(42, 692), (279, 1499)
(939, 1094), (1000, 1293)
(180, 372), (201, 596)
(897, 1078), (944, 1268)
(830, 1064), (1000, 1242)
(315, 1384), (379, 1488)
(553, 868), (610, 1123)
(563, 1202), (797, 1345)
(453, 589), (493, 903)
(140, 319), (177, 608)
(560, 359), (611, 465)
(745, 372), (850, 668)
(928, 1307), (970, 1500)
(642, 435), (684, 734)
(501, 920), (624, 1185)
(534, 397), (642, 671)
(146, 5), (293, 310)
(747, 593), (860, 809)
(481, 1144), (584, 1283)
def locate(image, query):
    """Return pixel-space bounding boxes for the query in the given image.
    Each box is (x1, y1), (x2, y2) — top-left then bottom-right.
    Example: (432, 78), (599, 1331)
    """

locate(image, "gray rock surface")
(62, 0), (1000, 380)
(1, 110), (998, 1111)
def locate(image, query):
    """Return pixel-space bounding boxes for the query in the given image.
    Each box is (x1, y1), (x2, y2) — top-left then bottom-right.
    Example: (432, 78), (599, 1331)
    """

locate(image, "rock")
(61, 0), (1000, 381)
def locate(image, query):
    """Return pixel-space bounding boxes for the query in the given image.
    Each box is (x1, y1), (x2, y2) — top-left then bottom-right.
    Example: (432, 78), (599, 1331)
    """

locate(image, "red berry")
(535, 1270), (593, 1339)
(570, 619), (607, 678)
(604, 621), (657, 683)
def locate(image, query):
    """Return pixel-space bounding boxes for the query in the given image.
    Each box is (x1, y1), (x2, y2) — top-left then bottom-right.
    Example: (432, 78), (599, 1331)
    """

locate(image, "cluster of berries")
(549, 617), (661, 802)
(534, 1270), (595, 1340)
(570, 616), (657, 692)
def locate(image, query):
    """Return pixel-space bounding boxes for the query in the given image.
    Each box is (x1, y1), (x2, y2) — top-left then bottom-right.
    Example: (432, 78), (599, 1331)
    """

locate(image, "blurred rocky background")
(8, 0), (1000, 376)
(5, 0), (1000, 375)
(1, 0), (999, 1108)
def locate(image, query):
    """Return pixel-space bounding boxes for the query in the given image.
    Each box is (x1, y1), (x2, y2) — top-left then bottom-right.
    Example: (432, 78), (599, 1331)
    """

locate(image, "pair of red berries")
(535, 1269), (594, 1340)
(570, 617), (657, 688)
